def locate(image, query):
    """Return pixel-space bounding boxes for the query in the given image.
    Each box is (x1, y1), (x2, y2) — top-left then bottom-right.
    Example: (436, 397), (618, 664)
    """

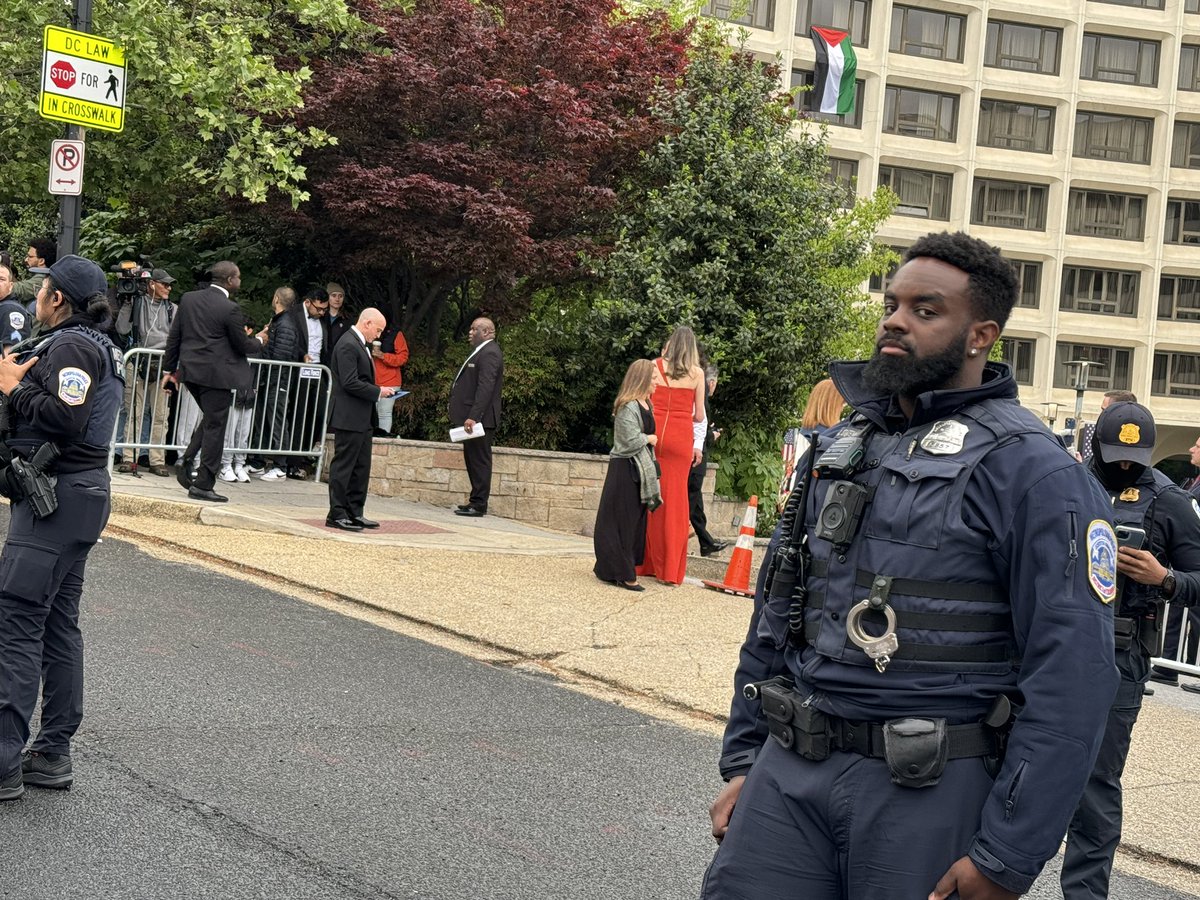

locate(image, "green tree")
(0, 0), (372, 220)
(596, 25), (894, 503)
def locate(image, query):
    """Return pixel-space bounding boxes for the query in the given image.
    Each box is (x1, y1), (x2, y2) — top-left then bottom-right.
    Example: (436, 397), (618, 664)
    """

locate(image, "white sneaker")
(234, 465), (251, 483)
(218, 466), (237, 483)
(260, 467), (287, 481)
(247, 462), (266, 475)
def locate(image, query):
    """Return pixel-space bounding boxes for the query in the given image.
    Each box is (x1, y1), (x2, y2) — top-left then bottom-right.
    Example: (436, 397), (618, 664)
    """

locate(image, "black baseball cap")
(1095, 401), (1156, 467)
(29, 254), (108, 308)
(150, 268), (175, 284)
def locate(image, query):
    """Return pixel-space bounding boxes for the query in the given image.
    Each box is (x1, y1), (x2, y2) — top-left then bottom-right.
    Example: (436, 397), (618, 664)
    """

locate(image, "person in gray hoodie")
(115, 268), (177, 475)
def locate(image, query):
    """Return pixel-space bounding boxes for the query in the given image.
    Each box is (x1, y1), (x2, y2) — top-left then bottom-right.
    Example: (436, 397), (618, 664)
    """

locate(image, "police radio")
(812, 424), (870, 479)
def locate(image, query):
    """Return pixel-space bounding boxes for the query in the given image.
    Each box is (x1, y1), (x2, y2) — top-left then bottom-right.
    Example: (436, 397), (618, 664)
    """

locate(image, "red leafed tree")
(298, 0), (691, 345)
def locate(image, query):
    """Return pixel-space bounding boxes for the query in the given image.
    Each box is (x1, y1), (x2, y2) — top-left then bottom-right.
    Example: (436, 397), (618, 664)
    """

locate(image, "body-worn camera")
(817, 480), (871, 546)
(813, 424), (870, 479)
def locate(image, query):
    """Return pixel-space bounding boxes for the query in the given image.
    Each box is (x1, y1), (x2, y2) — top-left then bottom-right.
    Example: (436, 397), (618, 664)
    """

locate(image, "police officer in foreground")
(703, 232), (1118, 900)
(1061, 402), (1200, 898)
(0, 255), (123, 801)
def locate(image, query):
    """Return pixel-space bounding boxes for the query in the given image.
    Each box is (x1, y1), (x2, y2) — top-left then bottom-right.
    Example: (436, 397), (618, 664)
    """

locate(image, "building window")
(1054, 343), (1133, 391)
(792, 70), (865, 128)
(1080, 34), (1158, 86)
(1172, 121), (1200, 169)
(889, 6), (964, 62)
(1182, 47), (1200, 92)
(984, 21), (1061, 75)
(1158, 275), (1200, 320)
(827, 157), (858, 191)
(1067, 189), (1146, 240)
(883, 85), (958, 141)
(1090, 0), (1163, 8)
(1060, 267), (1139, 317)
(1165, 199), (1200, 244)
(971, 178), (1047, 230)
(999, 337), (1036, 384)
(1009, 259), (1042, 308)
(977, 99), (1054, 153)
(795, 0), (870, 46)
(868, 245), (907, 292)
(701, 0), (775, 30)
(1153, 351), (1200, 397)
(1189, 0), (1200, 13)
(878, 166), (952, 220)
(1073, 111), (1152, 164)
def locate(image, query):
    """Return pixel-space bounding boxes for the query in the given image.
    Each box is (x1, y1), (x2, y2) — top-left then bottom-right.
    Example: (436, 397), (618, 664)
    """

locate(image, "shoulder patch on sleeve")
(57, 367), (91, 406)
(1192, 498), (1200, 522)
(1087, 519), (1118, 605)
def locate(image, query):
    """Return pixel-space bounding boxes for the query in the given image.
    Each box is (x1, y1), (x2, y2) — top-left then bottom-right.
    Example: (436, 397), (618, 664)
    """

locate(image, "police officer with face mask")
(703, 232), (1118, 900)
(0, 255), (123, 801)
(1061, 401), (1200, 899)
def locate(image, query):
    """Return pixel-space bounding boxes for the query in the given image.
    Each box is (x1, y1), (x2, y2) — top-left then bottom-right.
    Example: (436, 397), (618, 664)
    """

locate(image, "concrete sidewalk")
(106, 469), (1200, 880)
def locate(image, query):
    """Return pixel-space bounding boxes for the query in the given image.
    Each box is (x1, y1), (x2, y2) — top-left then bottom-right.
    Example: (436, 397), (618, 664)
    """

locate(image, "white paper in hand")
(449, 423), (486, 443)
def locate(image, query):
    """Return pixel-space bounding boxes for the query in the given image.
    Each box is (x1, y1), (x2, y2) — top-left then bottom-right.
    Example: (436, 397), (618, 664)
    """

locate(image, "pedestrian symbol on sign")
(105, 69), (118, 101)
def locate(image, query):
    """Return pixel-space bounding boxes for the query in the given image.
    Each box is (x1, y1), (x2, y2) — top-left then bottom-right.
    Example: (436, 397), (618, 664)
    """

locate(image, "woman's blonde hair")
(614, 358), (655, 416)
(662, 326), (699, 380)
(801, 378), (846, 429)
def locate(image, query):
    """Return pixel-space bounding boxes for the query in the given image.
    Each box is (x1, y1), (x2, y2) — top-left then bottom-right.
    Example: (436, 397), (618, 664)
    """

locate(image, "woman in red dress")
(637, 326), (707, 585)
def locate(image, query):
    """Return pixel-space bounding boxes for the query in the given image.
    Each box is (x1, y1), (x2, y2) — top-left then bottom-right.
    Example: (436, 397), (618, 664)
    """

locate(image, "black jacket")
(329, 328), (380, 431)
(449, 340), (503, 429)
(266, 306), (307, 363)
(164, 286), (261, 390)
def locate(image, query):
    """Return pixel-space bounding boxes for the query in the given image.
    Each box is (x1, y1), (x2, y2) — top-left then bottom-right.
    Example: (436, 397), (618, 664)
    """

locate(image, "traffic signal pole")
(57, 0), (92, 258)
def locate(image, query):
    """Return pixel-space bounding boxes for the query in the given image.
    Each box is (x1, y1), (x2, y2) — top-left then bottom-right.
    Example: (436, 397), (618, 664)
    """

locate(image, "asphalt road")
(0, 531), (1196, 900)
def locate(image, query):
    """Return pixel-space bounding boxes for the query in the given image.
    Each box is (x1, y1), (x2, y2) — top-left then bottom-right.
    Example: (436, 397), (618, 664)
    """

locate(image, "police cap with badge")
(1093, 401), (1155, 469)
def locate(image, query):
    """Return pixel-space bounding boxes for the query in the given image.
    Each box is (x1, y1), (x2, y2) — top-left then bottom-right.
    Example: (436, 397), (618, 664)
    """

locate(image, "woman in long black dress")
(593, 359), (661, 592)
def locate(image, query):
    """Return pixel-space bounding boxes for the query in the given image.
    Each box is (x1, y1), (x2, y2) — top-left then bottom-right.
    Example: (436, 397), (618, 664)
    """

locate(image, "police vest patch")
(1087, 519), (1118, 605)
(8, 311), (24, 331)
(57, 367), (91, 406)
(1192, 498), (1200, 522)
(920, 419), (968, 455)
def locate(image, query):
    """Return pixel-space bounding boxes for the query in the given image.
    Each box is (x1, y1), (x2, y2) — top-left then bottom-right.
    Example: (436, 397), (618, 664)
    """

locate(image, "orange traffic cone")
(703, 496), (758, 597)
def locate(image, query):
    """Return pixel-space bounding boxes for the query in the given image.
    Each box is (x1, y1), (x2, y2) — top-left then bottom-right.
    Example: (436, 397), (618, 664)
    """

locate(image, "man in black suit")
(162, 261), (262, 502)
(326, 308), (395, 532)
(450, 317), (503, 517)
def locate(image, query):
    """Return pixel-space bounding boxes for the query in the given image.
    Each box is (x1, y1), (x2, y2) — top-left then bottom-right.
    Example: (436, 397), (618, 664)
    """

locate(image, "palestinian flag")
(811, 26), (857, 116)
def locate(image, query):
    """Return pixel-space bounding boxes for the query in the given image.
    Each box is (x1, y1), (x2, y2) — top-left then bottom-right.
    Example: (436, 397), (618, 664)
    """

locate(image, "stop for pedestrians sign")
(40, 26), (126, 133)
(48, 139), (85, 196)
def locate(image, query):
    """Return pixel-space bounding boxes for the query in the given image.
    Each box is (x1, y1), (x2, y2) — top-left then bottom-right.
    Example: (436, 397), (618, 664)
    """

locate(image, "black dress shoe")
(353, 516), (380, 529)
(700, 540), (729, 557)
(454, 507), (486, 517)
(176, 461), (194, 490)
(455, 504), (473, 511)
(326, 517), (364, 532)
(188, 487), (228, 502)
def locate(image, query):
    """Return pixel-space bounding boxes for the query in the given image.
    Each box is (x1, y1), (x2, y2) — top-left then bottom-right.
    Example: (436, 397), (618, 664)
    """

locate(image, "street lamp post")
(1063, 360), (1099, 452)
(1042, 401), (1060, 430)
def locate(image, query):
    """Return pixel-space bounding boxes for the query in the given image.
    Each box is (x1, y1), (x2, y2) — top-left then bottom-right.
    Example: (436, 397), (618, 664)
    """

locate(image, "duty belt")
(1113, 614), (1159, 654)
(753, 680), (1008, 787)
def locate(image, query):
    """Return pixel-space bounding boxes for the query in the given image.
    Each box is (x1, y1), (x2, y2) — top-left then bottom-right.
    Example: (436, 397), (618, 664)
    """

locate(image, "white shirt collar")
(211, 284), (229, 298)
(350, 325), (367, 345)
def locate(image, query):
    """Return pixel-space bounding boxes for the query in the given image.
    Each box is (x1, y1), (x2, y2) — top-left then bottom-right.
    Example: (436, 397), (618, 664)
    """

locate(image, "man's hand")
(646, 434), (658, 447)
(1117, 546), (1169, 585)
(256, 327), (269, 344)
(161, 372), (178, 392)
(380, 386), (395, 399)
(0, 352), (37, 395)
(464, 418), (476, 434)
(930, 857), (1019, 900)
(692, 448), (704, 467)
(709, 775), (745, 843)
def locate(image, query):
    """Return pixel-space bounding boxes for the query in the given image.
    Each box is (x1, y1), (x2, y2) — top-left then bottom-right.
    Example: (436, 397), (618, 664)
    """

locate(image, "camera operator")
(115, 267), (176, 476)
(0, 255), (123, 801)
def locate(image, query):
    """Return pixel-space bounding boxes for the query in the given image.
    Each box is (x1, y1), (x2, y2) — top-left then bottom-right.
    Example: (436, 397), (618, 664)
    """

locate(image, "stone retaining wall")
(350, 438), (720, 536)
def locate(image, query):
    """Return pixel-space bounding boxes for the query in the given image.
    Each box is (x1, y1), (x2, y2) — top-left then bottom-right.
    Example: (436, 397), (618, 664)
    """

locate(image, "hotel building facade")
(704, 0), (1200, 460)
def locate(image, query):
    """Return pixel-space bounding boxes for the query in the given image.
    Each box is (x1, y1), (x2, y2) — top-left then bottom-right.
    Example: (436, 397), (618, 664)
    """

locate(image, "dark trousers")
(327, 427), (372, 521)
(0, 468), (110, 776)
(688, 460), (717, 550)
(700, 738), (993, 898)
(463, 433), (494, 511)
(1061, 642), (1147, 899)
(184, 383), (232, 491)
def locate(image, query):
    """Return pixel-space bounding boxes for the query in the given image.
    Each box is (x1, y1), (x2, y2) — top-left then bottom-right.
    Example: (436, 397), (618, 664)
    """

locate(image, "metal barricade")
(1151, 600), (1200, 679)
(109, 348), (332, 481)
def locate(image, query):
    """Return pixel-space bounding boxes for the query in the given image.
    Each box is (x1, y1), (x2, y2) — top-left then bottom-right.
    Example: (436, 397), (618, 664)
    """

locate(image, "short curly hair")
(903, 231), (1019, 331)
